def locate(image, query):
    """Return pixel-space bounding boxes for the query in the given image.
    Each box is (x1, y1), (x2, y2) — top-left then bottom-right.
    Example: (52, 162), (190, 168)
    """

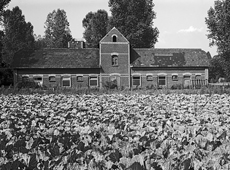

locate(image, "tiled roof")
(131, 48), (210, 67)
(12, 48), (99, 68)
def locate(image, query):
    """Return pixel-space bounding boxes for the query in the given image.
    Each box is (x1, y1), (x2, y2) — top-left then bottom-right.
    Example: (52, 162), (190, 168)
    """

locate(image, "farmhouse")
(12, 27), (210, 89)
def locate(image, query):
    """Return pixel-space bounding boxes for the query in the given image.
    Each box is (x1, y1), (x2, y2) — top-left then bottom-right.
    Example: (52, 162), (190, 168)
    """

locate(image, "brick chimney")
(68, 39), (85, 49)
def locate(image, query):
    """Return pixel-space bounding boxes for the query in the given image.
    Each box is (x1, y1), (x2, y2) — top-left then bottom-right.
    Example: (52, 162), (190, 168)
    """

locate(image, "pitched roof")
(131, 48), (210, 67)
(100, 27), (129, 43)
(12, 48), (100, 68)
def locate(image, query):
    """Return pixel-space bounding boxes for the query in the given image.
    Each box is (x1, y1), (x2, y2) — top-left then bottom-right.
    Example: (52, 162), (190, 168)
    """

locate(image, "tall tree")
(34, 34), (47, 50)
(209, 55), (226, 82)
(0, 0), (11, 66)
(109, 0), (159, 48)
(44, 9), (72, 48)
(82, 10), (109, 48)
(2, 6), (35, 66)
(0, 0), (11, 22)
(205, 0), (230, 80)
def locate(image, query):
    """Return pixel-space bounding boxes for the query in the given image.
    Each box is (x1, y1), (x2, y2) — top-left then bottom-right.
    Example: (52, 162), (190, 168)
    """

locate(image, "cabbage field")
(0, 93), (230, 170)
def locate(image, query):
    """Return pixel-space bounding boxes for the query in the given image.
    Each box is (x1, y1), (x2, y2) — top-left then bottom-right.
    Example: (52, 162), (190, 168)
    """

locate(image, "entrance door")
(110, 75), (120, 89)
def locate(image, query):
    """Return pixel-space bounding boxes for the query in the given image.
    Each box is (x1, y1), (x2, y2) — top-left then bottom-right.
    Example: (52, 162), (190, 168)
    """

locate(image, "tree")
(0, 0), (11, 22)
(0, 0), (10, 65)
(2, 6), (35, 66)
(44, 9), (72, 48)
(209, 55), (226, 82)
(83, 10), (109, 48)
(34, 34), (47, 50)
(108, 0), (159, 48)
(205, 0), (230, 80)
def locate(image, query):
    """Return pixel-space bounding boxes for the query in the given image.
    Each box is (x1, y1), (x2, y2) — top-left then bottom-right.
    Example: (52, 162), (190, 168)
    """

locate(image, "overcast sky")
(7, 0), (217, 56)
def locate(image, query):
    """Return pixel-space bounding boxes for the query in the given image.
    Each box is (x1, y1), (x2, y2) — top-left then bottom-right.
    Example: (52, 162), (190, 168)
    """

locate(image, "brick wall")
(131, 68), (207, 89)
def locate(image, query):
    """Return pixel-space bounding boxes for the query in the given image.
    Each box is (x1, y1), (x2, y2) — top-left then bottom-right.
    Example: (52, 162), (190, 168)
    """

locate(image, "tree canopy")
(82, 10), (109, 48)
(206, 0), (230, 54)
(2, 6), (35, 66)
(0, 0), (11, 22)
(205, 0), (230, 80)
(44, 9), (72, 48)
(108, 0), (159, 48)
(209, 55), (226, 82)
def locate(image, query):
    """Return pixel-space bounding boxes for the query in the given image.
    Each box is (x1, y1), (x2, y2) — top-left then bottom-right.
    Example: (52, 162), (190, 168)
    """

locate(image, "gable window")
(89, 76), (98, 87)
(112, 35), (117, 42)
(132, 75), (141, 87)
(49, 76), (56, 82)
(172, 74), (178, 81)
(77, 75), (83, 82)
(112, 55), (118, 66)
(158, 76), (166, 86)
(62, 77), (71, 87)
(33, 75), (43, 86)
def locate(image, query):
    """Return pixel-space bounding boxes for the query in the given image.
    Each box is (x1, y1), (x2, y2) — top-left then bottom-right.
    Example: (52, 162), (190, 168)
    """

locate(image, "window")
(77, 76), (83, 82)
(33, 76), (43, 86)
(195, 75), (201, 80)
(133, 76), (141, 86)
(112, 55), (118, 66)
(62, 77), (71, 87)
(146, 75), (153, 81)
(184, 75), (191, 79)
(89, 76), (98, 87)
(158, 76), (166, 86)
(112, 35), (117, 42)
(22, 75), (29, 82)
(172, 75), (178, 81)
(49, 76), (56, 82)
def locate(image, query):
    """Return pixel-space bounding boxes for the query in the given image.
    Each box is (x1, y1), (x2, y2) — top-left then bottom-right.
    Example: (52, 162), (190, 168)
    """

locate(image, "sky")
(7, 0), (217, 57)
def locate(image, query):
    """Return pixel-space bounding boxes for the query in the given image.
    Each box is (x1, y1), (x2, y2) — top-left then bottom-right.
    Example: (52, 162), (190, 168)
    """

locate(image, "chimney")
(68, 39), (85, 49)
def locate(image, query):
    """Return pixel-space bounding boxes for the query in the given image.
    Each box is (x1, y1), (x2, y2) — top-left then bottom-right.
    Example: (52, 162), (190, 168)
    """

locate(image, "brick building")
(12, 27), (210, 89)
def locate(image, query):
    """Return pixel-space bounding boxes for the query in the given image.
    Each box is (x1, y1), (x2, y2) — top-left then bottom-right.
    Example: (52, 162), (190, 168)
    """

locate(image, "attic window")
(112, 34), (117, 42)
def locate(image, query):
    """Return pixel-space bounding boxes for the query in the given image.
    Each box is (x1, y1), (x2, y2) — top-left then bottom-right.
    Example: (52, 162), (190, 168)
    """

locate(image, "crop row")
(0, 93), (230, 170)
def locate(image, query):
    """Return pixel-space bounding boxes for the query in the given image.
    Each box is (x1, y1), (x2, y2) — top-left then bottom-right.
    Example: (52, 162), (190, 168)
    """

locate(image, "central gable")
(100, 27), (129, 43)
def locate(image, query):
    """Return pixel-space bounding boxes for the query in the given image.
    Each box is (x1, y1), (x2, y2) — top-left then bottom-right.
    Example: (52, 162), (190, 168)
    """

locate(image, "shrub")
(171, 84), (183, 90)
(104, 80), (118, 89)
(16, 80), (40, 89)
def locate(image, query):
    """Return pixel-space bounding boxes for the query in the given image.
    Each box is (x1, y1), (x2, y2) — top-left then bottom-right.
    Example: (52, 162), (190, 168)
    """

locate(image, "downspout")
(99, 43), (102, 89)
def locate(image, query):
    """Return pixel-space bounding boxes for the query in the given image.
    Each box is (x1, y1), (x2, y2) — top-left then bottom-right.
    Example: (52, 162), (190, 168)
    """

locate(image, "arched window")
(112, 55), (118, 66)
(112, 35), (117, 42)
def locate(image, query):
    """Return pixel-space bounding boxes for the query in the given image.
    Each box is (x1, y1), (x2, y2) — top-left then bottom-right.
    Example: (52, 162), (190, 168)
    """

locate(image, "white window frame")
(33, 75), (43, 86)
(158, 76), (166, 86)
(132, 73), (141, 87)
(171, 73), (178, 81)
(76, 74), (84, 82)
(49, 75), (56, 82)
(146, 73), (153, 81)
(22, 75), (29, 82)
(89, 75), (98, 87)
(62, 76), (71, 87)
